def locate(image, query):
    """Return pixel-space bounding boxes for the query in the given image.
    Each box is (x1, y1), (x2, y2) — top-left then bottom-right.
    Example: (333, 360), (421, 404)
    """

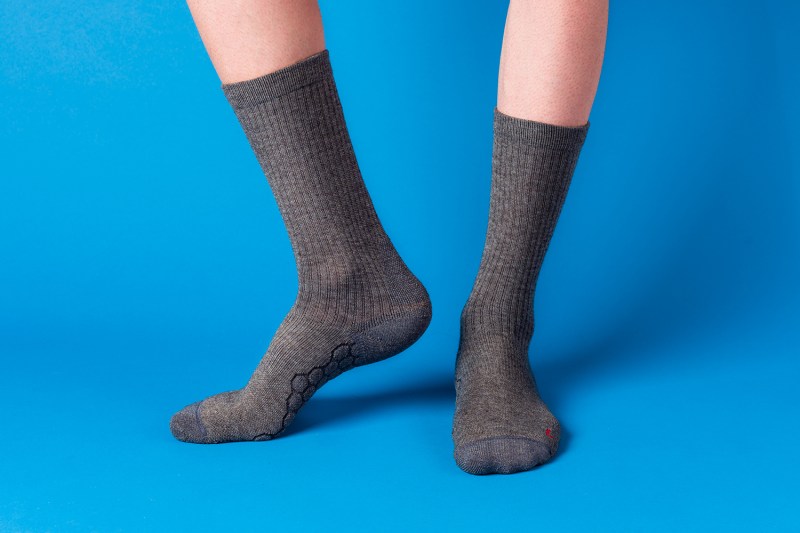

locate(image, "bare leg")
(498, 0), (607, 126)
(186, 0), (325, 84)
(453, 0), (608, 475)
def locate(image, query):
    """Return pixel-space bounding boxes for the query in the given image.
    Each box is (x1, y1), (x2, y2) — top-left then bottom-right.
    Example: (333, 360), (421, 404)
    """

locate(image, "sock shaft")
(223, 50), (415, 322)
(462, 110), (588, 348)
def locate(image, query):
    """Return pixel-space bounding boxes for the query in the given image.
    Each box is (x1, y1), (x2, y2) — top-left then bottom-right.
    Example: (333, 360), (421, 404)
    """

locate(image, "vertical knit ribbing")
(221, 50), (423, 325)
(461, 110), (587, 348)
(453, 109), (588, 475)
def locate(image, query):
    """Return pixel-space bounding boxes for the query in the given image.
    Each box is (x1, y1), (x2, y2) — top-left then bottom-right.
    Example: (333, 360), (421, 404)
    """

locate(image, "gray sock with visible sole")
(453, 109), (588, 474)
(170, 50), (431, 443)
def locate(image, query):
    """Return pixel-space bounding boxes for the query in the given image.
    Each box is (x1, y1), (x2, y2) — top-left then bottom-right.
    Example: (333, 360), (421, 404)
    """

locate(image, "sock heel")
(352, 300), (432, 364)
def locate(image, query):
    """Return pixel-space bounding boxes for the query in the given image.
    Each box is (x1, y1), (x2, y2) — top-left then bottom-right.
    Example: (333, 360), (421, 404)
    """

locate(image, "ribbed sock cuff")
(221, 49), (331, 110)
(494, 108), (589, 151)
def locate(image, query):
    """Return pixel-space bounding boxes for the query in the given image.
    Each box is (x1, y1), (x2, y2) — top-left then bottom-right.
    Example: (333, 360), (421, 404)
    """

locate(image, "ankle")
(294, 255), (429, 320)
(460, 295), (534, 347)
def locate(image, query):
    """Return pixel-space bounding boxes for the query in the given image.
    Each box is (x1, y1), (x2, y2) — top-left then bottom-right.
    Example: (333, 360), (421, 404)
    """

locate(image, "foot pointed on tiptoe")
(168, 301), (432, 445)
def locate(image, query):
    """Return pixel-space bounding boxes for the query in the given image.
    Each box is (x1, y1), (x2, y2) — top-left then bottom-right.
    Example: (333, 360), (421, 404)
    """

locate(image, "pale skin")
(186, 0), (325, 85)
(186, 0), (607, 127)
(499, 0), (607, 126)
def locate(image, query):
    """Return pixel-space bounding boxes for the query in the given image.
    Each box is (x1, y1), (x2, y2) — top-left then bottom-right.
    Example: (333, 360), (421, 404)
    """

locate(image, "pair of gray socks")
(170, 50), (587, 475)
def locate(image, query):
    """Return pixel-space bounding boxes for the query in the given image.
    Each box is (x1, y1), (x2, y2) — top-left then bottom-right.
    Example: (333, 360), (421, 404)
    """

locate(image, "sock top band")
(494, 108), (589, 151)
(221, 49), (331, 110)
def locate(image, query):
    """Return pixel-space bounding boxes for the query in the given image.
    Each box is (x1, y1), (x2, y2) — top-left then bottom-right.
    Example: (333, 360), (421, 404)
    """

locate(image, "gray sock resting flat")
(170, 50), (431, 443)
(453, 110), (588, 474)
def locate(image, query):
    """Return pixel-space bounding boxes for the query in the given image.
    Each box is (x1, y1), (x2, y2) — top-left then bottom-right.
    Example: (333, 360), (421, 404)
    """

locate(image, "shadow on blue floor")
(284, 375), (455, 437)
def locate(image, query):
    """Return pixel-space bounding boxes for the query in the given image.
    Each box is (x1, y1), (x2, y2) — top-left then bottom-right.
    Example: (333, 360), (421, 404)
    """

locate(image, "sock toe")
(170, 403), (209, 443)
(455, 436), (552, 475)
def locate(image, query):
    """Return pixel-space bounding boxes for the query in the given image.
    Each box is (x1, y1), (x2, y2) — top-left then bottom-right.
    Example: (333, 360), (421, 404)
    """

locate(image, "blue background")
(1, 1), (799, 531)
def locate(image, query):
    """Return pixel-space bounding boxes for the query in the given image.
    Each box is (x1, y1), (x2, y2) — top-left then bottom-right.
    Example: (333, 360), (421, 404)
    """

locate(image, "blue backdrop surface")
(1, 1), (798, 531)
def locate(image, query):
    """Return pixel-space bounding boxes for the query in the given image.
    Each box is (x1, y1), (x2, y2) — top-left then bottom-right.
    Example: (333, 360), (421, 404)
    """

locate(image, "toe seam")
(193, 403), (208, 440)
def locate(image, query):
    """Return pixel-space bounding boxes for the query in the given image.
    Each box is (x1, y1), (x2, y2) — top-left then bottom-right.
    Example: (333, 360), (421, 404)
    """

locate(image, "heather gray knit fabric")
(170, 50), (431, 443)
(453, 110), (588, 474)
